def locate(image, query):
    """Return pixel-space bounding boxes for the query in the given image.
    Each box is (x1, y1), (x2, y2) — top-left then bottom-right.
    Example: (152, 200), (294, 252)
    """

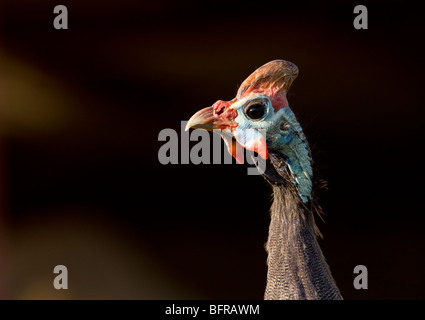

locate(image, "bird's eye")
(245, 104), (265, 120)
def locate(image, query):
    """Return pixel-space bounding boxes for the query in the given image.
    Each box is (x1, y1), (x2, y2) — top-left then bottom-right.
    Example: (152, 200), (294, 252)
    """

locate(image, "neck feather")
(264, 184), (342, 300)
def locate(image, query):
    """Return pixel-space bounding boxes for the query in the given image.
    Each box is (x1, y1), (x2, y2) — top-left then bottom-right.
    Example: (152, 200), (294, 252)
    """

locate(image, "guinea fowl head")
(186, 60), (313, 203)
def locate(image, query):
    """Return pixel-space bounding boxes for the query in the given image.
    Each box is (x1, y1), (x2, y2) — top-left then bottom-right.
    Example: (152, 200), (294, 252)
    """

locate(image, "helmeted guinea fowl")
(186, 60), (342, 300)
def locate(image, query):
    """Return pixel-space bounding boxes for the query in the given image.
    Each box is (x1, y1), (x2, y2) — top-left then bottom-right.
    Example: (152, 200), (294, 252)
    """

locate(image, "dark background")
(0, 0), (424, 299)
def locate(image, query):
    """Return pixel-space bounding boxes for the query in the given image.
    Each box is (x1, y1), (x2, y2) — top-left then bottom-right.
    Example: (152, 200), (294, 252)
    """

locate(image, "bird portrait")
(186, 60), (343, 300)
(2, 0), (425, 305)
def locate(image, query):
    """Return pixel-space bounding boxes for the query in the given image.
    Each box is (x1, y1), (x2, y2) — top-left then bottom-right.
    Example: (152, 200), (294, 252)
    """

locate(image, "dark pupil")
(246, 104), (265, 119)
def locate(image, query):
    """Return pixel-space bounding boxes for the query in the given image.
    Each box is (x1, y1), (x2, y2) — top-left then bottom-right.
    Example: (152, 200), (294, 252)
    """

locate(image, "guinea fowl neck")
(264, 184), (342, 300)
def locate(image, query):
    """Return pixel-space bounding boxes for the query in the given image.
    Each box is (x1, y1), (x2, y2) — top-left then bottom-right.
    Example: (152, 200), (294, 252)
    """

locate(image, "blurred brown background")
(0, 0), (424, 299)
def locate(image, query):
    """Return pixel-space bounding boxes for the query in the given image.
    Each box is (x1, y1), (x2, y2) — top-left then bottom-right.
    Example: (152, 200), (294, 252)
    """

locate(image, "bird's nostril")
(213, 100), (229, 116)
(215, 106), (225, 115)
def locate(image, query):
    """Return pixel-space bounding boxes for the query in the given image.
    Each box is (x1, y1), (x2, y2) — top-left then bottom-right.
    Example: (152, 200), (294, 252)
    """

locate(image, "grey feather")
(258, 152), (342, 300)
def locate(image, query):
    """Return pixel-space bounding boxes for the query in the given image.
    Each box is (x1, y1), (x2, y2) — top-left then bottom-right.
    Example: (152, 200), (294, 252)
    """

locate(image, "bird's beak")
(185, 106), (216, 131)
(185, 106), (238, 131)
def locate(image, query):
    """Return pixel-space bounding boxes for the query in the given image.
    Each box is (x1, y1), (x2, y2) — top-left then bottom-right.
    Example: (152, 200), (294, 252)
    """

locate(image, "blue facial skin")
(231, 94), (313, 203)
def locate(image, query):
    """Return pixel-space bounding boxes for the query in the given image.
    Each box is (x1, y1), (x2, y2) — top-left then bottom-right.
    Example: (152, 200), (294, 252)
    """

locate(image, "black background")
(1, 0), (424, 299)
